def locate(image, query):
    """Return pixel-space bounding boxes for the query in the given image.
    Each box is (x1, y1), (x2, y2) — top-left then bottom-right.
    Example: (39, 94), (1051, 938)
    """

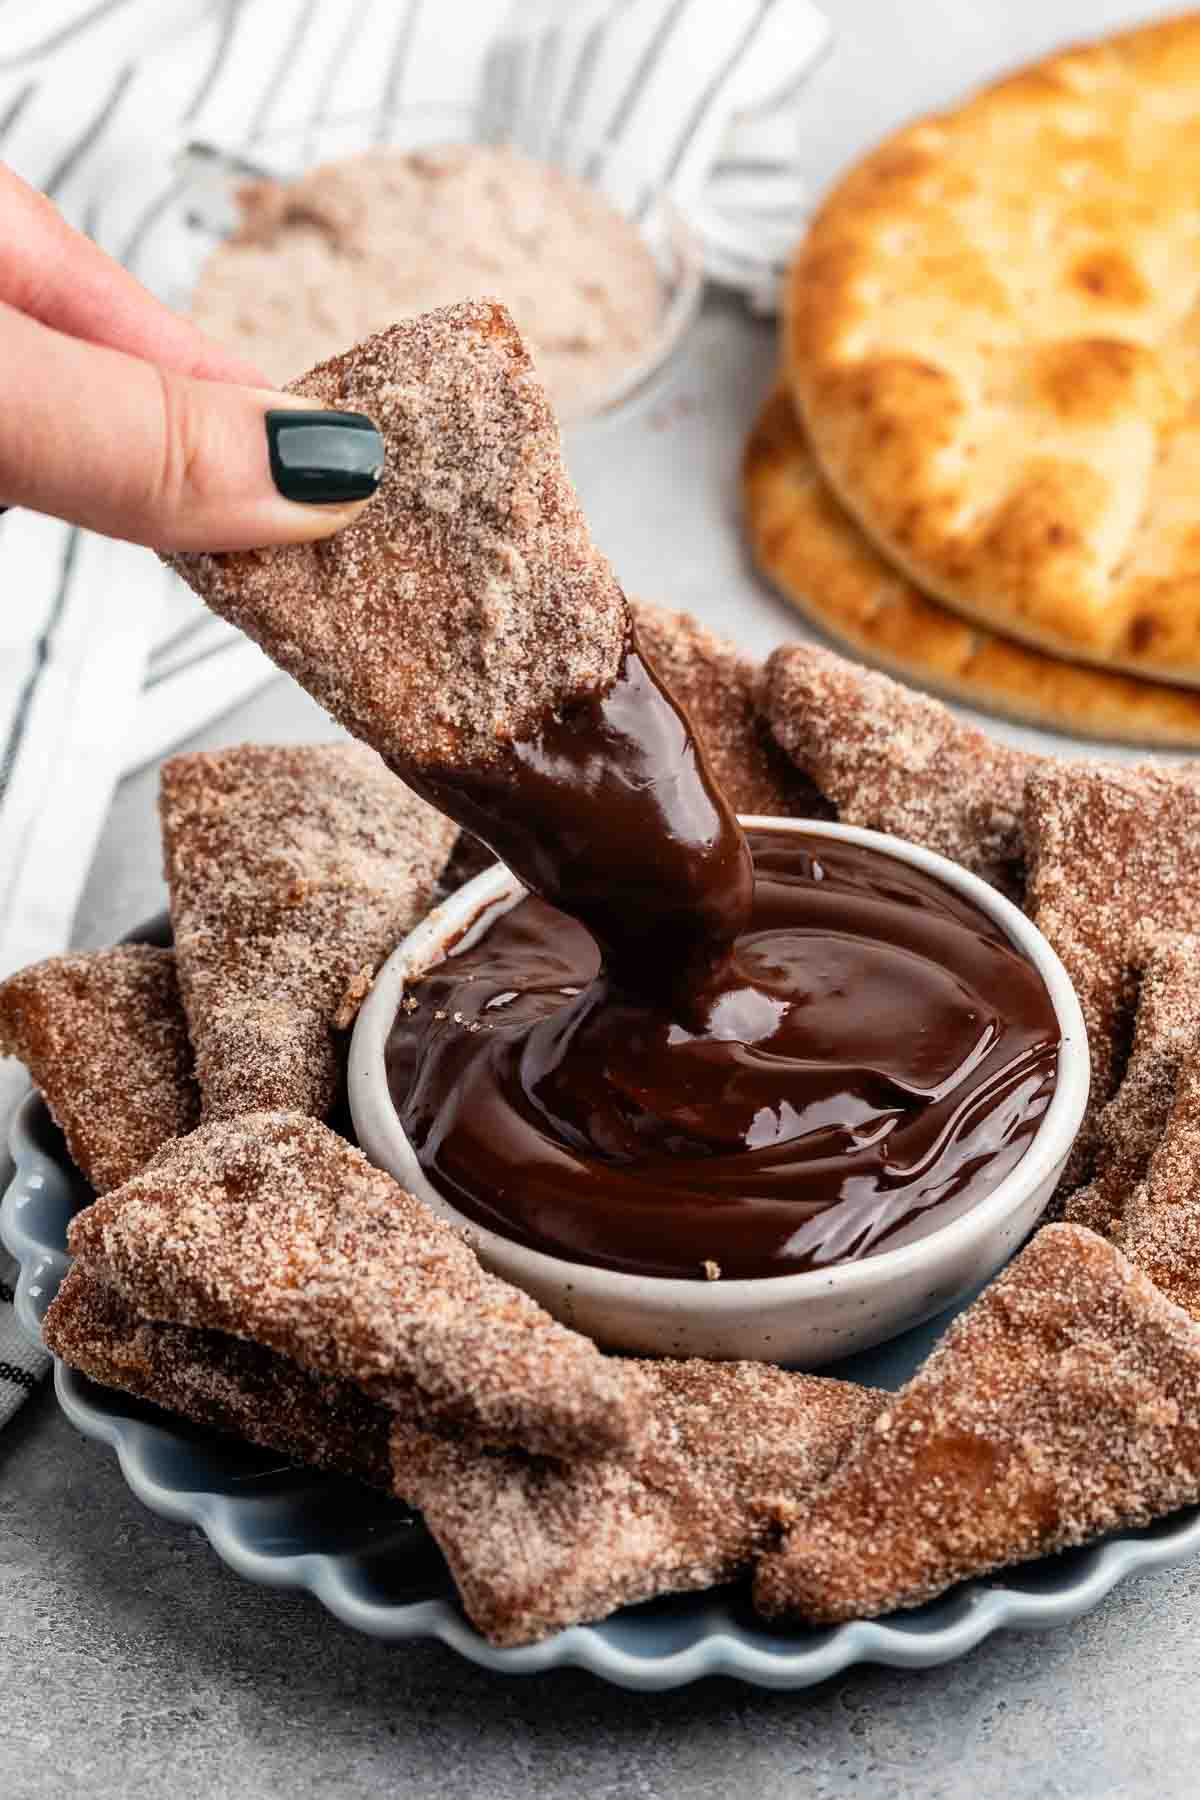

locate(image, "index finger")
(0, 161), (266, 386)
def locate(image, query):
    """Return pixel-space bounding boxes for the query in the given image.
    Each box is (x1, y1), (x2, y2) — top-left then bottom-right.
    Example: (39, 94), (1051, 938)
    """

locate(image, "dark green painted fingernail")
(266, 410), (385, 504)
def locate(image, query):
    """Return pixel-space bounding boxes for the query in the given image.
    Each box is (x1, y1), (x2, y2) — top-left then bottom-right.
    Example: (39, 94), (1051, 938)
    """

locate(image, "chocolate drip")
(402, 632), (753, 1012)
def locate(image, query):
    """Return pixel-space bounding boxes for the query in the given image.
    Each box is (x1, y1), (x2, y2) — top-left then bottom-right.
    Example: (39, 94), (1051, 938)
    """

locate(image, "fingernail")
(265, 410), (385, 505)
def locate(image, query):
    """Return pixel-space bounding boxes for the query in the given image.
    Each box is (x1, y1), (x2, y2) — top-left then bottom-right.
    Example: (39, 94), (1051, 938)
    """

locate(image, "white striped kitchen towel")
(0, 0), (832, 974)
(0, 0), (830, 1413)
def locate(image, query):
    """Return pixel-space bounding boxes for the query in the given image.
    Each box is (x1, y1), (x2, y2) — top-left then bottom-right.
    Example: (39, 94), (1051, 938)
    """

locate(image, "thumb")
(0, 299), (384, 551)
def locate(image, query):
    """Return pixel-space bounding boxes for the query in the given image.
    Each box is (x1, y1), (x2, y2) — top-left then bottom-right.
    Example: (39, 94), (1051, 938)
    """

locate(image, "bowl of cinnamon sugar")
(157, 103), (704, 426)
(350, 815), (1090, 1367)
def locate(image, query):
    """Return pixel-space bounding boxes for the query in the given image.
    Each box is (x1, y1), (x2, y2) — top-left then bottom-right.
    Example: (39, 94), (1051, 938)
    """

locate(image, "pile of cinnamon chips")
(9, 622), (1200, 1646)
(8, 303), (1200, 1648)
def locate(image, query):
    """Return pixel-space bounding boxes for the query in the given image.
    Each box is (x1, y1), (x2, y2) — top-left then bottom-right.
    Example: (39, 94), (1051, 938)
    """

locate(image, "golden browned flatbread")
(744, 385), (1200, 747)
(785, 15), (1200, 688)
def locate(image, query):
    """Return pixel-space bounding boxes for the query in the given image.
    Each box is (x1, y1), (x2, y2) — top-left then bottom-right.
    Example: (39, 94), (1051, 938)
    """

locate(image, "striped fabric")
(0, 0), (830, 1421)
(0, 1260), (48, 1429)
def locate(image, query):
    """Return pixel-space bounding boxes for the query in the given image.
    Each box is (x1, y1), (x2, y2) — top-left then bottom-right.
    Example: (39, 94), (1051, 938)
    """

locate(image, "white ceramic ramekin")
(350, 818), (1089, 1365)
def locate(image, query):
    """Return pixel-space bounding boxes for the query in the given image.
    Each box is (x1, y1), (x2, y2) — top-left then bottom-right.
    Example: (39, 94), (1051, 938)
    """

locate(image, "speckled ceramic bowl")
(350, 817), (1090, 1363)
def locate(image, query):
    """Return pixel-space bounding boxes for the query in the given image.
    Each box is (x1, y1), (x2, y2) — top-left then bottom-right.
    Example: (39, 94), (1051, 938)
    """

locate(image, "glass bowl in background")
(140, 102), (704, 430)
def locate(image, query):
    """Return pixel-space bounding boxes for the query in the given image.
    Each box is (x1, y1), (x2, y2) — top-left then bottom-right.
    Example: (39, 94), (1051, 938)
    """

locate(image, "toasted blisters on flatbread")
(755, 1225), (1200, 1623)
(159, 741), (455, 1122)
(66, 1112), (651, 1461)
(786, 14), (1200, 687)
(43, 1264), (394, 1488)
(743, 384), (1200, 747)
(760, 640), (1037, 900)
(0, 945), (199, 1193)
(166, 300), (631, 775)
(391, 1358), (884, 1646)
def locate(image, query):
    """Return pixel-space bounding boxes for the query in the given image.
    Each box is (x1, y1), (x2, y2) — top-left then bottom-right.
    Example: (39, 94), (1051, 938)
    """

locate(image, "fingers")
(0, 301), (384, 551)
(0, 161), (265, 386)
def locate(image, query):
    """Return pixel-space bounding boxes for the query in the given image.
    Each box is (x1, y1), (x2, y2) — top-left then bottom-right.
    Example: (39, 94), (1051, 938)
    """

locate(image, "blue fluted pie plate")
(5, 929), (1200, 1687)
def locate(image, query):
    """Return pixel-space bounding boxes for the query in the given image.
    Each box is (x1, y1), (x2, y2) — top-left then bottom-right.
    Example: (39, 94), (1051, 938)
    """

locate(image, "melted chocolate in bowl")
(386, 829), (1061, 1281)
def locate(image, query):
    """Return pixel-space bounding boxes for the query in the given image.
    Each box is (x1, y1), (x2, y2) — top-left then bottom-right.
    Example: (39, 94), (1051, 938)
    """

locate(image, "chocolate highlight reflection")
(387, 828), (1060, 1281)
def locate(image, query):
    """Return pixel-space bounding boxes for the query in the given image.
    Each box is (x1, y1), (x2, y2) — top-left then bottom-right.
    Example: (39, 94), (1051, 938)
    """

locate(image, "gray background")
(4, 300), (1197, 1799)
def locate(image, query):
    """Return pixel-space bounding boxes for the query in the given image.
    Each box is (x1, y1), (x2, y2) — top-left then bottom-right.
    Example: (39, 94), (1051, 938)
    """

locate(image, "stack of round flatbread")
(744, 13), (1200, 746)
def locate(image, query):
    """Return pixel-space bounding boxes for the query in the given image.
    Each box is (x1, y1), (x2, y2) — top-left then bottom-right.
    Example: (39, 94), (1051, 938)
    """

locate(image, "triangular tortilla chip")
(159, 740), (455, 1120)
(755, 1225), (1200, 1624)
(0, 945), (198, 1192)
(44, 1265), (393, 1488)
(1025, 761), (1200, 1179)
(1067, 931), (1200, 1246)
(1119, 1060), (1200, 1322)
(67, 1112), (650, 1461)
(166, 300), (629, 776)
(392, 1358), (883, 1646)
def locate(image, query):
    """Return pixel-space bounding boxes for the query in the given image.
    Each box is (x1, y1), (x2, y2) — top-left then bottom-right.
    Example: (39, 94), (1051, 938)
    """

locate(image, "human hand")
(0, 164), (384, 551)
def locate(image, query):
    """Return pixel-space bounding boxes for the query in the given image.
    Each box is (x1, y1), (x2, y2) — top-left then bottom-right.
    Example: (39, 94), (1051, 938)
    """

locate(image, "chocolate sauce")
(386, 829), (1061, 1280)
(402, 636), (752, 1012)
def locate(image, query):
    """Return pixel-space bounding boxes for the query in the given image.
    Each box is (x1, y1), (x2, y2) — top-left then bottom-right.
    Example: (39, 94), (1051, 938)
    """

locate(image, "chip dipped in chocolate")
(167, 303), (754, 1011)
(166, 300), (630, 775)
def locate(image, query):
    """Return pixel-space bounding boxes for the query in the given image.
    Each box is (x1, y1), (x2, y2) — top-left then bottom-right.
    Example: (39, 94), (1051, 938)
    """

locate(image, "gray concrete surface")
(5, 1379), (1200, 1799)
(4, 303), (1198, 1798)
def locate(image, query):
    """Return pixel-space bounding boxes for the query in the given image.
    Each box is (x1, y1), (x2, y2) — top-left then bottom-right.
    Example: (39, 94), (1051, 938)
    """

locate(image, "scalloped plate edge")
(10, 1086), (1200, 1689)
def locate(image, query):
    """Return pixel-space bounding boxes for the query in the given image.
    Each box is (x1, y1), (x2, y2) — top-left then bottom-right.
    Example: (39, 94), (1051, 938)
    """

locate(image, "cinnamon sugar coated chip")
(1067, 932), (1200, 1245)
(1066, 931), (1200, 1319)
(0, 945), (198, 1192)
(160, 741), (455, 1121)
(166, 300), (630, 771)
(1024, 761), (1200, 1178)
(433, 596), (826, 891)
(761, 643), (1037, 898)
(1119, 1059), (1200, 1321)
(755, 1225), (1200, 1624)
(391, 1358), (884, 1646)
(67, 1112), (651, 1460)
(44, 1265), (393, 1488)
(630, 601), (831, 820)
